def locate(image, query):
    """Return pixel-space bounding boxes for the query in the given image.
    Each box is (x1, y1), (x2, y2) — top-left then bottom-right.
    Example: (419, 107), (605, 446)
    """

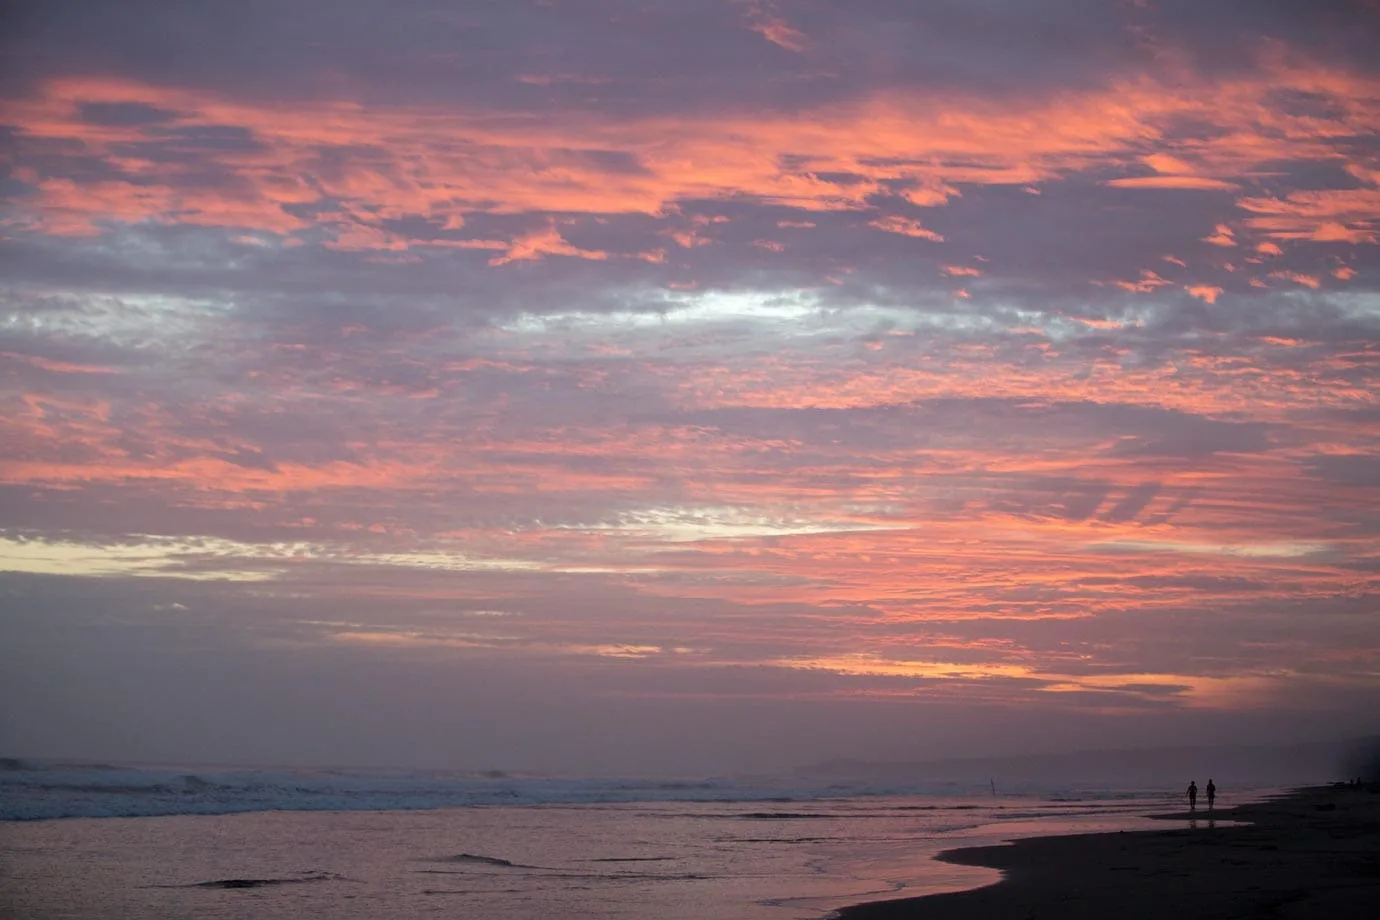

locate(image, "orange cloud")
(6, 38), (1380, 719)
(1106, 176), (1240, 190)
(1201, 224), (1237, 247)
(514, 73), (613, 86)
(869, 215), (944, 241)
(1267, 270), (1321, 288)
(489, 223), (609, 265)
(740, 1), (809, 53)
(6, 315), (1375, 704)
(4, 55), (1377, 250)
(1, 352), (119, 375)
(1114, 270), (1173, 293)
(1238, 189), (1380, 244)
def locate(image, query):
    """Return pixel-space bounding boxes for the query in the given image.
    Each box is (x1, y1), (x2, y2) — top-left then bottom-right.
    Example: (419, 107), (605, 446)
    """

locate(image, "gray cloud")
(3, 0), (1379, 773)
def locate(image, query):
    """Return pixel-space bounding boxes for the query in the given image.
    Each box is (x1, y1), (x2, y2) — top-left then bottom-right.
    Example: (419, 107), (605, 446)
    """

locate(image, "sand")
(837, 785), (1380, 920)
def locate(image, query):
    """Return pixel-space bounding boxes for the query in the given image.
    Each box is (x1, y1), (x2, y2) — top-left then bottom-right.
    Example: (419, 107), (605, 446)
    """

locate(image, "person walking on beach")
(1187, 780), (1198, 811)
(1206, 779), (1216, 812)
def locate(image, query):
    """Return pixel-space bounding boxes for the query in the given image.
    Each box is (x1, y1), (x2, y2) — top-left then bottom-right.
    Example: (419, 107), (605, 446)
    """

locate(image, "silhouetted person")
(1187, 780), (1198, 811)
(1206, 779), (1216, 811)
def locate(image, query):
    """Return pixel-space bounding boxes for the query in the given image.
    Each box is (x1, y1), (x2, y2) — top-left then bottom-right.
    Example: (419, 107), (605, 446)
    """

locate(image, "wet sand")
(838, 785), (1380, 920)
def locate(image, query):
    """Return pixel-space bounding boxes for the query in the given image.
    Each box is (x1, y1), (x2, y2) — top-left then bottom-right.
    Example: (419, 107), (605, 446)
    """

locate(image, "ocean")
(0, 761), (1253, 920)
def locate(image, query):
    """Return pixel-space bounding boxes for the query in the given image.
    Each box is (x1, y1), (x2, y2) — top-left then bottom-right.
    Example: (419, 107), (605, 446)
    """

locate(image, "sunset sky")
(2, 0), (1379, 775)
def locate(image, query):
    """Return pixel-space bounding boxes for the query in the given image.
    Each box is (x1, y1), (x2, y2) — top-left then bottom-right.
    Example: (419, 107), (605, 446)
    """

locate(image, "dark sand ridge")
(838, 785), (1380, 920)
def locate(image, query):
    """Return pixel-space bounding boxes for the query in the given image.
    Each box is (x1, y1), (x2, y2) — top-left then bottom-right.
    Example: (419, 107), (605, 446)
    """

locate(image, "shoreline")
(836, 784), (1380, 920)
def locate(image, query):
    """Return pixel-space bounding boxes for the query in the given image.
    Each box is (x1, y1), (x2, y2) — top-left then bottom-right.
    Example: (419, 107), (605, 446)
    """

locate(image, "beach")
(838, 785), (1380, 920)
(6, 761), (1374, 919)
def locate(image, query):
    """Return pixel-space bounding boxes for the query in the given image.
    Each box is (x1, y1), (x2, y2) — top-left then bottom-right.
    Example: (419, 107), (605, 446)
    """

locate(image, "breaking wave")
(0, 758), (1186, 822)
(0, 760), (974, 821)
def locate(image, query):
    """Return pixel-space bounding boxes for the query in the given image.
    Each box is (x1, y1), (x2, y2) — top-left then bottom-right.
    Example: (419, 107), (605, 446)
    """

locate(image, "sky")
(1, 0), (1379, 776)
